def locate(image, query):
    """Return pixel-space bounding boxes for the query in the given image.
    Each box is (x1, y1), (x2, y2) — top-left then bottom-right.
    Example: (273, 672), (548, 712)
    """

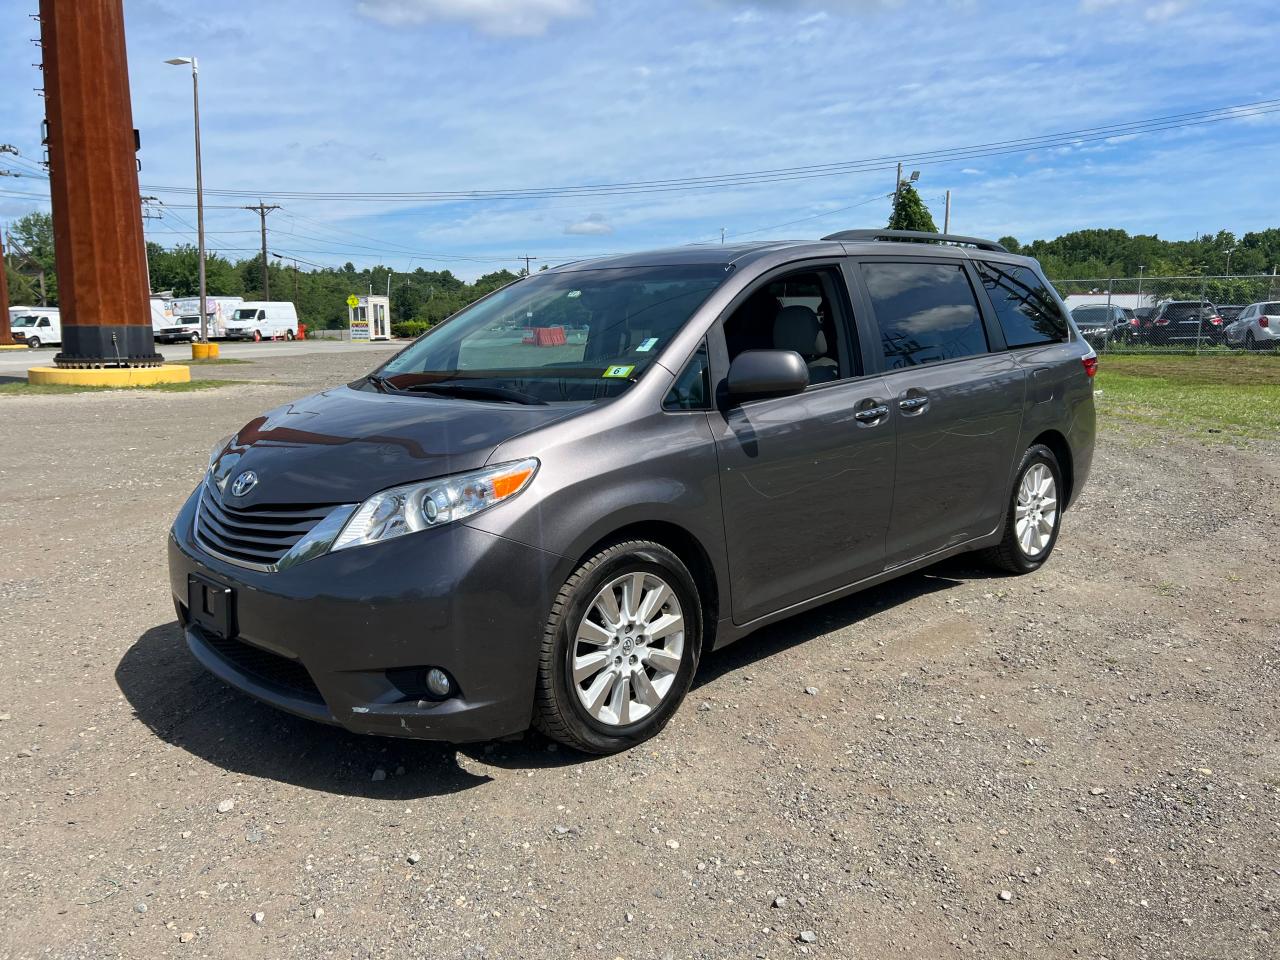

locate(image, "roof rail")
(821, 229), (1008, 253)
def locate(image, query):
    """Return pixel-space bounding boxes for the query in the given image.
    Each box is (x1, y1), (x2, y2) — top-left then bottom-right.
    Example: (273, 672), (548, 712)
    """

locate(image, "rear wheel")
(1246, 332), (1257, 351)
(534, 540), (702, 754)
(981, 445), (1063, 575)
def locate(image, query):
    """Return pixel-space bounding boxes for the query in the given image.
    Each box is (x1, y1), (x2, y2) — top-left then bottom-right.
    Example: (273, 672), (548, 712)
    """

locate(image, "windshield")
(377, 264), (728, 403)
(12, 315), (38, 327)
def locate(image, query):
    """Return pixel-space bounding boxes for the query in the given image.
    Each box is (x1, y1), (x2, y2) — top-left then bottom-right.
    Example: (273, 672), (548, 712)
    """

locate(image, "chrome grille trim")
(193, 482), (355, 573)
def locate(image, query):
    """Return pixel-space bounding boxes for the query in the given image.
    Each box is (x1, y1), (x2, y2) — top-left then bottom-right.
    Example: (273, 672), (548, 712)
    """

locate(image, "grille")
(195, 625), (324, 703)
(196, 484), (334, 569)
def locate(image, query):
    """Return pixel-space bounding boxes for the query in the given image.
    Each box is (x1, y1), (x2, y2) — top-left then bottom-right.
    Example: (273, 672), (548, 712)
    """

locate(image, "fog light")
(424, 668), (453, 698)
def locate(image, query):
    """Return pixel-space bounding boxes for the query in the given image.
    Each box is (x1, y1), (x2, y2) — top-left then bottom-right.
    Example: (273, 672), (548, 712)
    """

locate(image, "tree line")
(8, 207), (1280, 329)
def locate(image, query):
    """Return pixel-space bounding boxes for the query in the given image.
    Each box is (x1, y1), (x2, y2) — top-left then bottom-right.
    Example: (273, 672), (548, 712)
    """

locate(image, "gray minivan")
(169, 230), (1096, 754)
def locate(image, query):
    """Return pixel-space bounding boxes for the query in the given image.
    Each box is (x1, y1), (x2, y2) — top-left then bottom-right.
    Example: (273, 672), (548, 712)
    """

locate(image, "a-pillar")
(40, 0), (160, 367)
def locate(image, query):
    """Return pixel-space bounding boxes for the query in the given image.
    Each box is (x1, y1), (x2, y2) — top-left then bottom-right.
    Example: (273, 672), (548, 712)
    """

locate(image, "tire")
(981, 444), (1064, 575)
(534, 540), (702, 754)
(285, 329), (295, 341)
(1246, 332), (1256, 351)
(27, 337), (40, 349)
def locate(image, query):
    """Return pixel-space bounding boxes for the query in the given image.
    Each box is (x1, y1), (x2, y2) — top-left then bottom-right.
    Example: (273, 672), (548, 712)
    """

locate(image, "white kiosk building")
(348, 294), (391, 341)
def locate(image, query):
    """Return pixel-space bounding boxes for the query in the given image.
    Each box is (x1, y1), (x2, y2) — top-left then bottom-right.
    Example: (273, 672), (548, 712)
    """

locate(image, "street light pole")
(166, 56), (207, 342)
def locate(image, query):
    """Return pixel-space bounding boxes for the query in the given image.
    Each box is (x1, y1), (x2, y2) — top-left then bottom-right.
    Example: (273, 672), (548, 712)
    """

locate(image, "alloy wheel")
(571, 572), (685, 727)
(1015, 463), (1058, 557)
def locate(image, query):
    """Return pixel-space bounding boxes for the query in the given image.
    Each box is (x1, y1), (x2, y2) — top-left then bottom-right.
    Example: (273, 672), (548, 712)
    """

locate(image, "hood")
(209, 385), (579, 506)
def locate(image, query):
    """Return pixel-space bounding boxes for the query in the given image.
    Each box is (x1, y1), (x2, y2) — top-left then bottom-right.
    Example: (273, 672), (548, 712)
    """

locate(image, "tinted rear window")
(976, 261), (1069, 347)
(861, 262), (988, 368)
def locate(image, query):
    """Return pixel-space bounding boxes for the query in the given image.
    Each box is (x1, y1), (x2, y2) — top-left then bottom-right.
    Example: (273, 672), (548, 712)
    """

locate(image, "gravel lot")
(1, 346), (1276, 959)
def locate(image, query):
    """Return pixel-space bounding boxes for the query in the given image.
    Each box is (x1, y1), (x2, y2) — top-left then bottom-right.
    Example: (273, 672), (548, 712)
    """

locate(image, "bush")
(392, 320), (432, 339)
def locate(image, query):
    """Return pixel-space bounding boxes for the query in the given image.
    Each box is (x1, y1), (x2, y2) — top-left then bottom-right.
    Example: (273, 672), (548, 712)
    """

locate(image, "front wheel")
(27, 337), (41, 349)
(285, 329), (295, 341)
(534, 540), (702, 754)
(981, 445), (1063, 575)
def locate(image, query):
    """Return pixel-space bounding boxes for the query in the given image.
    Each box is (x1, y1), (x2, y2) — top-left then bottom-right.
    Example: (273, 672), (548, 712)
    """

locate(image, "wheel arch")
(1030, 429), (1074, 509)
(576, 520), (721, 656)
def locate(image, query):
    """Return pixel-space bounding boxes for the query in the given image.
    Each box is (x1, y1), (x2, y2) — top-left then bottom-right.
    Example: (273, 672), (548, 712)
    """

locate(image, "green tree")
(887, 183), (938, 233)
(7, 211), (58, 304)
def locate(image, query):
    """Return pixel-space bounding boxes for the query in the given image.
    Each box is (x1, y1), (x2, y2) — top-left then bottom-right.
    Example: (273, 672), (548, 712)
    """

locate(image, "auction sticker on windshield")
(602, 365), (635, 378)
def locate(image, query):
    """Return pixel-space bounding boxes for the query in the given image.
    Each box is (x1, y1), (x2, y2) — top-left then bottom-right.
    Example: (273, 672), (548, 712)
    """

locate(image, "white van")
(8, 307), (61, 348)
(224, 301), (300, 341)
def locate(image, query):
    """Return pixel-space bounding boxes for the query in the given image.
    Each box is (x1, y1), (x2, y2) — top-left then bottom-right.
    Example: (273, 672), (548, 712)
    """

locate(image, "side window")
(663, 340), (710, 411)
(860, 262), (987, 368)
(257, 310), (267, 320)
(721, 267), (857, 385)
(975, 261), (1069, 348)
(38, 317), (51, 328)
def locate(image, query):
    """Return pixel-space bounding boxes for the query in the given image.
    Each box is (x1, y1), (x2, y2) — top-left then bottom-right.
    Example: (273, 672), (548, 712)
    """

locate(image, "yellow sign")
(346, 294), (360, 308)
(602, 364), (635, 379)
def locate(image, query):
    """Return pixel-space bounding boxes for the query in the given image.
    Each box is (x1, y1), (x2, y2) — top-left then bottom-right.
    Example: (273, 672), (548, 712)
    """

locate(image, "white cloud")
(564, 213), (614, 235)
(357, 0), (592, 35)
(1079, 0), (1193, 21)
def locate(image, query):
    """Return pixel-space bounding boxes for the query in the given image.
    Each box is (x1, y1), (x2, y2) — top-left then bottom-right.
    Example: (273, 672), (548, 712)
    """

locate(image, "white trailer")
(156, 295), (244, 342)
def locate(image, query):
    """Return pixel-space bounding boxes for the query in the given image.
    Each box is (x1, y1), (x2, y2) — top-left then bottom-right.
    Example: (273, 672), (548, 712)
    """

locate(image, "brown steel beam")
(40, 0), (159, 366)
(0, 231), (15, 345)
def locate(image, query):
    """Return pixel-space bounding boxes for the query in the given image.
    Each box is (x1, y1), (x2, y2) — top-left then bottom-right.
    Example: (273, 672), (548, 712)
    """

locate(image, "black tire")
(27, 337), (40, 349)
(1246, 332), (1256, 351)
(285, 329), (295, 341)
(533, 540), (702, 754)
(981, 444), (1064, 575)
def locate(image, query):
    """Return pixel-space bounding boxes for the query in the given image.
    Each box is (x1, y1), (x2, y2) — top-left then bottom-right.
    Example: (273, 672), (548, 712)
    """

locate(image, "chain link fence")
(1052, 274), (1280, 354)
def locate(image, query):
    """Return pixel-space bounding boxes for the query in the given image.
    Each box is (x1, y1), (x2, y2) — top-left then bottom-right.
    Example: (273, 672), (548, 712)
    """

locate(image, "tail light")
(1130, 318), (1140, 327)
(1209, 315), (1223, 326)
(1261, 316), (1271, 328)
(1082, 355), (1098, 378)
(1154, 316), (1169, 325)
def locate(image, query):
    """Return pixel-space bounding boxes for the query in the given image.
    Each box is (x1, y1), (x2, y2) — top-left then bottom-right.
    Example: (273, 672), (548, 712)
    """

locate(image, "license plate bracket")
(188, 575), (236, 639)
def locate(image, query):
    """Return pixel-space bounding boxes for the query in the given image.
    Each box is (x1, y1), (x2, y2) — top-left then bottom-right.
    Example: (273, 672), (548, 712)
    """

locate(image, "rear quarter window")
(976, 261), (1069, 347)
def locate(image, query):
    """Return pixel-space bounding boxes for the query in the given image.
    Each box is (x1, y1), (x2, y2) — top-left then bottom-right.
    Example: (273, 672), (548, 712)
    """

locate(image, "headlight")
(330, 458), (539, 553)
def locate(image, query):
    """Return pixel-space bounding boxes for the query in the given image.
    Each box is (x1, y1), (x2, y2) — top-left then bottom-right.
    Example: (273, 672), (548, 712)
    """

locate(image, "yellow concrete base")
(28, 365), (191, 387)
(0, 343), (31, 350)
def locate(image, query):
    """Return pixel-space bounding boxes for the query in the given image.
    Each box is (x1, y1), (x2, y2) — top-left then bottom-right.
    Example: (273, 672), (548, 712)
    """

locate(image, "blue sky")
(1, 0), (1277, 279)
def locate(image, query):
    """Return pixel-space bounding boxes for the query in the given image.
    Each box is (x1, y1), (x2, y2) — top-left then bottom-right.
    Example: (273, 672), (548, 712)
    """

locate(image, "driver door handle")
(854, 404), (890, 423)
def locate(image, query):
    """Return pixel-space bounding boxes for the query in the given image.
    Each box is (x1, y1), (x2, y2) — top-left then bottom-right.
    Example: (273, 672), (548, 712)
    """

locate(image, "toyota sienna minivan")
(169, 230), (1096, 754)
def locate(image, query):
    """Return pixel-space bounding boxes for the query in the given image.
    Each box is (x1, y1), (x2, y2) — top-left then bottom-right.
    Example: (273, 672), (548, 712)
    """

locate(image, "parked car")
(1217, 304), (1245, 324)
(7, 307), (61, 348)
(1146, 300), (1225, 345)
(1071, 303), (1137, 345)
(224, 301), (300, 341)
(1223, 301), (1280, 350)
(169, 229), (1096, 754)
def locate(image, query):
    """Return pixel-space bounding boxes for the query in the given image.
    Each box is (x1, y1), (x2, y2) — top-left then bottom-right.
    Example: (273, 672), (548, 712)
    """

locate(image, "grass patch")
(1095, 352), (1280, 441)
(0, 378), (234, 397)
(175, 358), (250, 366)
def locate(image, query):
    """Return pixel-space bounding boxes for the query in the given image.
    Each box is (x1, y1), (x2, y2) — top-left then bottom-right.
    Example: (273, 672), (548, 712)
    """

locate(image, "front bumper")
(167, 487), (569, 742)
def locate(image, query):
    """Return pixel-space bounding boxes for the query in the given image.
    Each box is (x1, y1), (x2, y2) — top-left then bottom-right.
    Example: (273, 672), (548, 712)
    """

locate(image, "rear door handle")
(854, 403), (890, 423)
(898, 396), (929, 412)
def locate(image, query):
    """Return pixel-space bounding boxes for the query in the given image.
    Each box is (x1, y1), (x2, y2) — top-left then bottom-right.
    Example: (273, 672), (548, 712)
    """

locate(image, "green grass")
(1095, 352), (1280, 441)
(0, 378), (234, 396)
(178, 358), (250, 366)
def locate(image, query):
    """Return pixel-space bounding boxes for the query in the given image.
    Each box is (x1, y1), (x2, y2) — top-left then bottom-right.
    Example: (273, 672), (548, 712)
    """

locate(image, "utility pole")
(520, 255), (535, 276)
(943, 190), (951, 233)
(720, 227), (725, 245)
(893, 162), (903, 213)
(243, 202), (280, 299)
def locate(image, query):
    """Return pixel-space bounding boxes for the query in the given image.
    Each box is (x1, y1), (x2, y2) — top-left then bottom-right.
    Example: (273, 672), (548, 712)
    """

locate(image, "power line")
(117, 98), (1280, 203)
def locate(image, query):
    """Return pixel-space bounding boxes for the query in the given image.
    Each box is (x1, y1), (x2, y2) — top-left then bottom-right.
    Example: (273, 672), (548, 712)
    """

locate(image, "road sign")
(346, 294), (360, 308)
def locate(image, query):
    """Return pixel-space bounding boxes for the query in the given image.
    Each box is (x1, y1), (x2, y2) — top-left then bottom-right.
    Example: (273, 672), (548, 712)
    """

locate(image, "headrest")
(773, 305), (825, 357)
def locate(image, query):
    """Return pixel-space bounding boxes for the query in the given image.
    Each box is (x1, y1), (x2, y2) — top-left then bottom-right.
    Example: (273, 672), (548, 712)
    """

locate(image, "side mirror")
(726, 349), (809, 402)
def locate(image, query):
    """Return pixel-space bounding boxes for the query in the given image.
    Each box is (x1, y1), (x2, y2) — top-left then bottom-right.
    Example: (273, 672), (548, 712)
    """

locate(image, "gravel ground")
(0, 347), (1276, 960)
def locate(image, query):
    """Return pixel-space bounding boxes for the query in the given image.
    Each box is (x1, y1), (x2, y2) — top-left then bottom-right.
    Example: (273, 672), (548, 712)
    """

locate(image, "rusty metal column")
(40, 0), (160, 367)
(0, 231), (15, 345)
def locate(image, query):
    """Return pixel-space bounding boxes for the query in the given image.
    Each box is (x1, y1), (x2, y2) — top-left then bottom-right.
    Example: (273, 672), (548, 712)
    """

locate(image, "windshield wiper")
(400, 382), (549, 405)
(364, 374), (402, 394)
